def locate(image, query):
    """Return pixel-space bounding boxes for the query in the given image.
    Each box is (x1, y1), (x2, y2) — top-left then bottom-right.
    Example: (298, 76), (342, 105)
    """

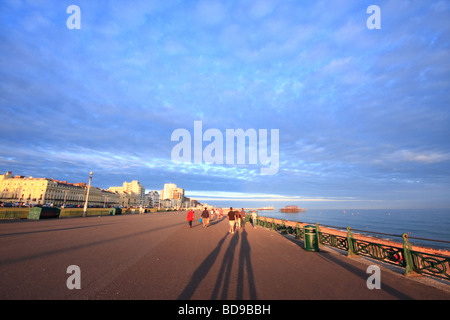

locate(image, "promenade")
(0, 211), (449, 300)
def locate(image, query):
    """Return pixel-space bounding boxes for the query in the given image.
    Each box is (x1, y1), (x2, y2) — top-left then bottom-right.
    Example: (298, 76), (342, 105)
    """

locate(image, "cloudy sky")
(1, 0), (449, 209)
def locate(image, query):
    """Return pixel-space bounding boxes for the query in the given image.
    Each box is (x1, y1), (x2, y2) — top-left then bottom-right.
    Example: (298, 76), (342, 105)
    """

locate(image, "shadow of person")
(177, 232), (229, 300)
(237, 229), (257, 299)
(210, 231), (240, 299)
(208, 218), (224, 227)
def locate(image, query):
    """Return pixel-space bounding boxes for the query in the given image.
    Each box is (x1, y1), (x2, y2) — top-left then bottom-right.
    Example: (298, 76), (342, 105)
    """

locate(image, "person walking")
(187, 209), (195, 228)
(227, 207), (236, 233)
(240, 208), (246, 229)
(201, 207), (210, 228)
(235, 209), (241, 229)
(251, 210), (258, 228)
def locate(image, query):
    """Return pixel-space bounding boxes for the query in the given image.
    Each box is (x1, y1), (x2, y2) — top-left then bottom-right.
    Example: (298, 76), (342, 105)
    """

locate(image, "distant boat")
(280, 205), (306, 213)
(257, 206), (274, 210)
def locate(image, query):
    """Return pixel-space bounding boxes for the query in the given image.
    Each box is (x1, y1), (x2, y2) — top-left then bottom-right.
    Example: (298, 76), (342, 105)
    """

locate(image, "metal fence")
(0, 208), (29, 220)
(252, 216), (450, 281)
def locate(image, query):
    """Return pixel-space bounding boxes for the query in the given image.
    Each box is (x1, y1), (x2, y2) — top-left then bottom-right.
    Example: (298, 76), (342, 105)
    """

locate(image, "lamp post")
(82, 171), (93, 217)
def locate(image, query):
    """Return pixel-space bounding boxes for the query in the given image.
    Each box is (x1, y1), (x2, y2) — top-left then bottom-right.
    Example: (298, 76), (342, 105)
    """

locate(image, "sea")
(249, 208), (450, 251)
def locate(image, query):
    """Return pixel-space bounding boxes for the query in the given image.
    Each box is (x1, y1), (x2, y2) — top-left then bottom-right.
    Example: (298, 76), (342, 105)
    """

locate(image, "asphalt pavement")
(0, 211), (449, 300)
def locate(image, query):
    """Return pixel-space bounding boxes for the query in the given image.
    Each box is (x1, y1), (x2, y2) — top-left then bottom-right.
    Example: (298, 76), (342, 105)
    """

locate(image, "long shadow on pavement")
(237, 229), (257, 299)
(177, 232), (230, 299)
(210, 230), (240, 299)
(178, 225), (258, 300)
(0, 220), (187, 267)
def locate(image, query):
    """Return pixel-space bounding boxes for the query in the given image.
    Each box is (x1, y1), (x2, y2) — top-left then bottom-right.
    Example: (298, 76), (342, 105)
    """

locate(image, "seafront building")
(108, 180), (145, 207)
(144, 190), (160, 208)
(157, 183), (201, 209)
(160, 183), (184, 202)
(160, 183), (175, 201)
(0, 171), (200, 210)
(159, 183), (186, 209)
(0, 171), (121, 207)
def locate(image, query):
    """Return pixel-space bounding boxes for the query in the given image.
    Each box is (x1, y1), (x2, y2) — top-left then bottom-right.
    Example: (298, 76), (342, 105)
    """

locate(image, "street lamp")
(82, 171), (93, 217)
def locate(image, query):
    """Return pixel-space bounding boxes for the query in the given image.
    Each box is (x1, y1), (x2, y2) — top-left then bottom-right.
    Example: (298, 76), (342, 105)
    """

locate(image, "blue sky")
(1, 0), (449, 209)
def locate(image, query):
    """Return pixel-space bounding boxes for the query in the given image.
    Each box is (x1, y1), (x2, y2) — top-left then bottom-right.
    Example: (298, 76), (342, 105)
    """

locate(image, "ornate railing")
(407, 237), (450, 281)
(251, 215), (450, 281)
(320, 231), (349, 252)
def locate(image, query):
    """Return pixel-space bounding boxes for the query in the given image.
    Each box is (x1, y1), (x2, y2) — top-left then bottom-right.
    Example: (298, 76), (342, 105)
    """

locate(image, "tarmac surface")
(0, 211), (449, 300)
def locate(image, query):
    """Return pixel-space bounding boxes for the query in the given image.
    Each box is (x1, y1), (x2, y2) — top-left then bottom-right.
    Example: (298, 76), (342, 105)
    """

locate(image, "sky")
(1, 0), (450, 209)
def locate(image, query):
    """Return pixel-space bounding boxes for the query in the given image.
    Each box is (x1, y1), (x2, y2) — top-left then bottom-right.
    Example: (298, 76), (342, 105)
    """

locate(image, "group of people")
(186, 207), (224, 228)
(199, 207), (221, 228)
(186, 207), (258, 232)
(226, 207), (246, 233)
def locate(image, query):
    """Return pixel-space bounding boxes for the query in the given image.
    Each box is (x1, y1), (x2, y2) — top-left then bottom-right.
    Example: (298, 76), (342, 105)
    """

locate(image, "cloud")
(195, 0), (228, 26)
(187, 190), (372, 204)
(1, 0), (450, 208)
(248, 0), (276, 20)
(390, 149), (450, 164)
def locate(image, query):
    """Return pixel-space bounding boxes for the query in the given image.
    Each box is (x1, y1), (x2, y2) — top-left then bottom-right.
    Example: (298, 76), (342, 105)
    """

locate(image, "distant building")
(161, 183), (176, 200)
(0, 171), (120, 207)
(145, 190), (159, 208)
(173, 187), (184, 202)
(123, 180), (145, 206)
(113, 190), (138, 208)
(158, 183), (190, 209)
(108, 180), (145, 207)
(160, 183), (184, 201)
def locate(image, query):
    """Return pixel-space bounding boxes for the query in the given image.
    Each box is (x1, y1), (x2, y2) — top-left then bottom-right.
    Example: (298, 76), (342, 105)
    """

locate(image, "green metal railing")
(252, 215), (450, 281)
(60, 208), (111, 217)
(0, 208), (29, 220)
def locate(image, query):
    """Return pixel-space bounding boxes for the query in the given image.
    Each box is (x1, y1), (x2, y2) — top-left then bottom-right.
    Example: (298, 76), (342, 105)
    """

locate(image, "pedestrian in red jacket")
(187, 209), (195, 228)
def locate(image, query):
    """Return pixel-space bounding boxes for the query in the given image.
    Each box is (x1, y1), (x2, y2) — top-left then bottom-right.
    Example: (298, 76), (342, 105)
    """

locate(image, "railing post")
(402, 233), (419, 277)
(315, 222), (321, 248)
(281, 219), (287, 234)
(347, 227), (358, 257)
(295, 221), (302, 239)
